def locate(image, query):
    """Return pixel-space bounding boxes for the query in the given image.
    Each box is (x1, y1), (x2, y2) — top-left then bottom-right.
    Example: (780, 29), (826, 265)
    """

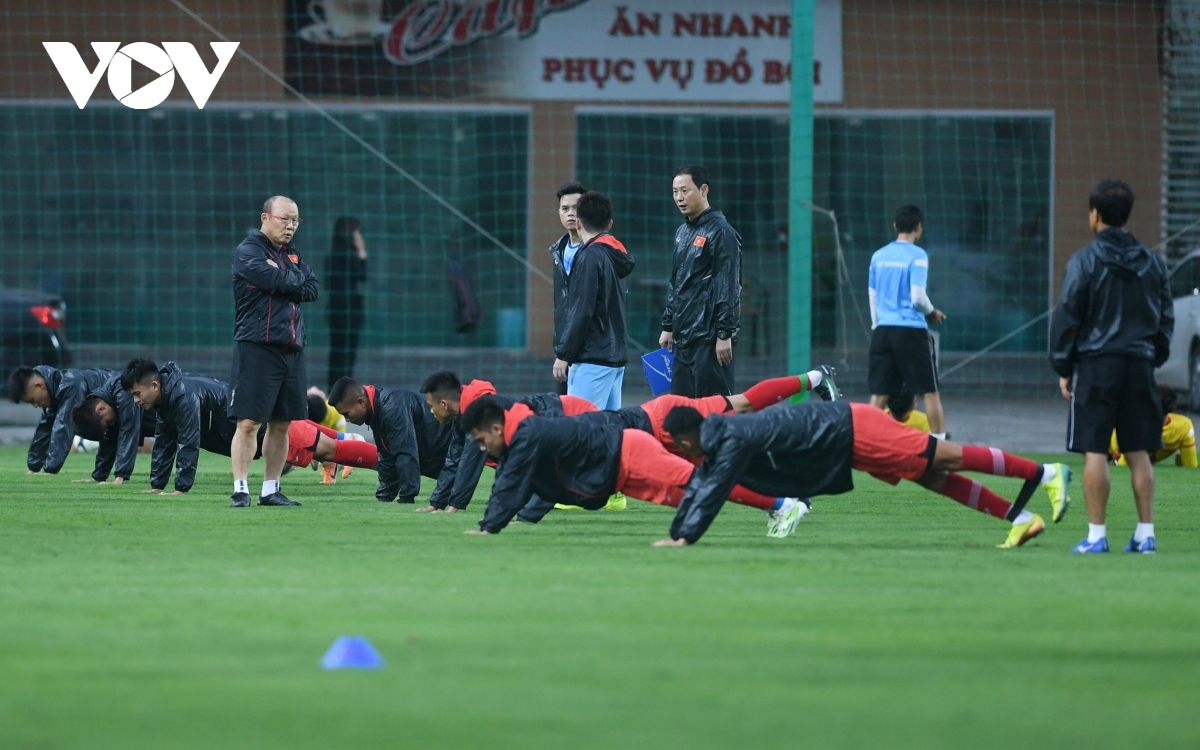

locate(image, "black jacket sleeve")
(150, 413), (177, 491)
(478, 431), (539, 533)
(285, 258), (320, 304)
(428, 429), (488, 510)
(110, 389), (143, 481)
(375, 410), (420, 503)
(515, 494), (556, 523)
(669, 430), (755, 544)
(556, 251), (601, 363)
(169, 392), (202, 493)
(234, 242), (311, 295)
(1049, 254), (1088, 378)
(1154, 259), (1175, 368)
(662, 245), (679, 334)
(26, 410), (53, 472)
(711, 226), (742, 338)
(41, 384), (87, 474)
(92, 429), (118, 482)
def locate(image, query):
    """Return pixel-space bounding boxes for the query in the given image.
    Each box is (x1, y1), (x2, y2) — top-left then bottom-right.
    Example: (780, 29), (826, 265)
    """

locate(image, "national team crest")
(693, 236), (707, 247)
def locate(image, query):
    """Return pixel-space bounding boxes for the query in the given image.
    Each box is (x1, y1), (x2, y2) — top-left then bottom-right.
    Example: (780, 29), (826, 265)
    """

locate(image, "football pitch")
(1, 446), (1197, 749)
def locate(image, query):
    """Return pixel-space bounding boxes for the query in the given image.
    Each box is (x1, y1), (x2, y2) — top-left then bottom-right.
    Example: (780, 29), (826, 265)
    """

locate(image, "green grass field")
(1, 445), (1198, 749)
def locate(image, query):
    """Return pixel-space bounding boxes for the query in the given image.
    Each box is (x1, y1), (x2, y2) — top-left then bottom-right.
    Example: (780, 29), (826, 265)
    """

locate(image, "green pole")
(788, 0), (814, 377)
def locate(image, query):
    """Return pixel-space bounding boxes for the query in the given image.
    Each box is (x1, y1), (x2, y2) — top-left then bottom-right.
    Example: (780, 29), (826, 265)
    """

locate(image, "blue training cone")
(321, 636), (384, 670)
(641, 347), (674, 396)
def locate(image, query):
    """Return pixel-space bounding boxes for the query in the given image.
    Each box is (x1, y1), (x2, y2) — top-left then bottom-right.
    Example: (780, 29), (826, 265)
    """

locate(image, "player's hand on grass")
(438, 506), (459, 514)
(715, 337), (733, 366)
(27, 470), (49, 476)
(652, 538), (689, 547)
(414, 505), (439, 513)
(1059, 377), (1072, 400)
(106, 477), (126, 486)
(926, 309), (946, 325)
(143, 488), (163, 494)
(552, 358), (569, 383)
(463, 529), (492, 535)
(659, 330), (674, 351)
(72, 477), (98, 483)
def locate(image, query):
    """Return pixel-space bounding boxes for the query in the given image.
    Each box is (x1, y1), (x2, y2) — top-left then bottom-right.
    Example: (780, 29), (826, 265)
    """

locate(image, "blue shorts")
(567, 364), (625, 411)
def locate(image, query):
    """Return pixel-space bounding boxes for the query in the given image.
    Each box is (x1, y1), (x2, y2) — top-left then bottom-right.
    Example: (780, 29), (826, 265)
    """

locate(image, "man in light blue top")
(867, 205), (948, 438)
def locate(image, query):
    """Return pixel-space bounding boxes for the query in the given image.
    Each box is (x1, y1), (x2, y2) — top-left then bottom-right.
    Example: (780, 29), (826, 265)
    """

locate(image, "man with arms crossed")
(228, 196), (319, 508)
(868, 205), (948, 439)
(1050, 180), (1173, 554)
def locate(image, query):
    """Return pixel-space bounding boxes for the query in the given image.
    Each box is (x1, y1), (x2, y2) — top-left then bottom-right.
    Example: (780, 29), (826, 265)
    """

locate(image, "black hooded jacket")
(149, 362), (238, 493)
(1049, 228), (1174, 377)
(26, 366), (116, 474)
(549, 233), (573, 348)
(88, 374), (157, 482)
(478, 411), (623, 534)
(554, 233), (635, 367)
(670, 402), (856, 544)
(365, 386), (455, 504)
(661, 208), (742, 347)
(232, 230), (320, 349)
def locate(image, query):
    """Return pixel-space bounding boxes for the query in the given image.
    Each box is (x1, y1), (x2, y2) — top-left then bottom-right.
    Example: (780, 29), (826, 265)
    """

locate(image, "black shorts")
(868, 325), (938, 395)
(228, 341), (308, 423)
(1068, 355), (1163, 454)
(671, 340), (734, 398)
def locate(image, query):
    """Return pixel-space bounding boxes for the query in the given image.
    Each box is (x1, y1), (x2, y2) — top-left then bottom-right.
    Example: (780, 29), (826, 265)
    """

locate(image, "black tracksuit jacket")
(149, 362), (239, 493)
(478, 412), (623, 534)
(232, 230), (320, 349)
(661, 208), (742, 347)
(670, 402), (856, 544)
(1049, 228), (1174, 378)
(553, 233), (635, 367)
(26, 366), (117, 474)
(88, 374), (157, 482)
(365, 386), (455, 503)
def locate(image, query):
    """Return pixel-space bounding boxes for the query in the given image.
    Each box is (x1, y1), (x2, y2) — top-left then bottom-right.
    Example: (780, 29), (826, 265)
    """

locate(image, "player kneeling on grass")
(70, 374), (158, 485)
(1110, 385), (1195, 468)
(306, 389), (360, 483)
(654, 402), (1071, 548)
(329, 377), (454, 505)
(8, 365), (116, 477)
(459, 395), (808, 538)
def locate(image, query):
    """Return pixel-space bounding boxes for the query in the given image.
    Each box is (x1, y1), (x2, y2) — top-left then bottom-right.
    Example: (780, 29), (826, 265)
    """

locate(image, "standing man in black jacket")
(549, 182), (587, 395)
(1049, 180), (1173, 555)
(552, 191), (635, 410)
(7, 365), (115, 476)
(659, 165), (741, 398)
(71, 373), (158, 484)
(229, 196), (319, 508)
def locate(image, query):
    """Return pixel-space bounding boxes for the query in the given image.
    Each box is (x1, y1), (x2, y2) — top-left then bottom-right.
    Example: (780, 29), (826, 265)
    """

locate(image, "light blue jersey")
(869, 240), (930, 328)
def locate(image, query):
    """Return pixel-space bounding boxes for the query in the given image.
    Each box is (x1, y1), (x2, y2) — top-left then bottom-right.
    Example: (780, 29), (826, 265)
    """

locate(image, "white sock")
(1012, 510), (1034, 525)
(1087, 523), (1107, 543)
(1134, 522), (1155, 542)
(261, 479), (279, 497)
(932, 432), (946, 441)
(1040, 464), (1057, 484)
(806, 370), (823, 387)
(234, 479), (249, 495)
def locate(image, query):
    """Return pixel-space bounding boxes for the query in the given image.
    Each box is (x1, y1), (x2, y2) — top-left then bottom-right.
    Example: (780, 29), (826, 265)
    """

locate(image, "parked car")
(1156, 249), (1200, 411)
(0, 288), (70, 372)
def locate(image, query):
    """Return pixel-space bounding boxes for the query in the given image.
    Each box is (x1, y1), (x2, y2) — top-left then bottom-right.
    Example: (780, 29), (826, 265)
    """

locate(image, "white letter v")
(163, 42), (239, 109)
(43, 42), (121, 109)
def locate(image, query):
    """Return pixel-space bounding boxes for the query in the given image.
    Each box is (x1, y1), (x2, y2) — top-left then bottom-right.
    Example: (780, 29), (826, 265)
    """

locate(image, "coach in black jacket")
(1049, 180), (1173, 553)
(660, 165), (742, 397)
(228, 195), (319, 508)
(71, 373), (157, 484)
(329, 377), (453, 504)
(7, 365), (116, 475)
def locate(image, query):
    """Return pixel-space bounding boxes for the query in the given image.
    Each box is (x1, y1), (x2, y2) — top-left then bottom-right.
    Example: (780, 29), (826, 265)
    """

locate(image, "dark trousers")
(327, 306), (363, 389)
(671, 340), (735, 398)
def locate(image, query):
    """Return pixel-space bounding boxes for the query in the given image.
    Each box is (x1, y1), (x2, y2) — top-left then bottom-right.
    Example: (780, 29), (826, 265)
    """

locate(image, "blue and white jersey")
(868, 240), (929, 328)
(563, 239), (582, 275)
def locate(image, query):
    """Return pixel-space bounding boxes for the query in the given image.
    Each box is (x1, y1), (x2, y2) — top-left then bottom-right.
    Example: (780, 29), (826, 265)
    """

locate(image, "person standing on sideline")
(659, 165), (742, 397)
(549, 181), (587, 393)
(867, 205), (948, 439)
(1050, 180), (1173, 554)
(325, 216), (368, 389)
(229, 196), (320, 508)
(552, 191), (635, 410)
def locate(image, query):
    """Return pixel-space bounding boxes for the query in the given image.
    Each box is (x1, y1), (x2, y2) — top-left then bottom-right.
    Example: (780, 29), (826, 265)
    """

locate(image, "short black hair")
(7, 366), (38, 403)
(556, 181), (587, 200)
(663, 405), (704, 439)
(120, 359), (159, 391)
(673, 165), (710, 189)
(576, 191), (614, 233)
(1089, 179), (1135, 228)
(307, 393), (328, 424)
(1159, 384), (1178, 415)
(328, 376), (364, 408)
(420, 370), (462, 400)
(72, 395), (109, 441)
(893, 205), (924, 234)
(459, 394), (506, 434)
(886, 393), (916, 420)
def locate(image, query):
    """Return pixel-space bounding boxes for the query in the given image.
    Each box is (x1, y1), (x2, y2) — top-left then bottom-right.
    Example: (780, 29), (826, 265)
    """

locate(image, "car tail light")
(30, 304), (65, 329)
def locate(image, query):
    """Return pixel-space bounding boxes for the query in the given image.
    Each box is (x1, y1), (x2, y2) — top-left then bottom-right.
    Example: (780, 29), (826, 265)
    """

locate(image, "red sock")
(937, 472), (1012, 520)
(728, 484), (777, 511)
(333, 439), (378, 469)
(314, 423), (340, 440)
(742, 376), (804, 411)
(960, 446), (1040, 481)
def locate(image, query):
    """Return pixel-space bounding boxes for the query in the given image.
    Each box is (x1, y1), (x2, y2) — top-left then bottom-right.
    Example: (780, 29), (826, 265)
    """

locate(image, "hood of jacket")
(460, 379), (497, 414)
(1095, 228), (1155, 279)
(158, 361), (185, 396)
(501, 402), (536, 447)
(585, 234), (635, 279)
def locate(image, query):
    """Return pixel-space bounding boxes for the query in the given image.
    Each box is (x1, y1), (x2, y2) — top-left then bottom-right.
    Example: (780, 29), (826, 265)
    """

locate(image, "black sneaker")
(230, 492), (251, 508)
(258, 492), (301, 507)
(812, 364), (841, 401)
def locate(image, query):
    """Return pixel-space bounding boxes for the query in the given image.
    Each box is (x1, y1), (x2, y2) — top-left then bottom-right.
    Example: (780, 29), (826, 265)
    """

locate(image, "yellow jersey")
(885, 408), (931, 433)
(321, 402), (347, 432)
(1111, 413), (1197, 467)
